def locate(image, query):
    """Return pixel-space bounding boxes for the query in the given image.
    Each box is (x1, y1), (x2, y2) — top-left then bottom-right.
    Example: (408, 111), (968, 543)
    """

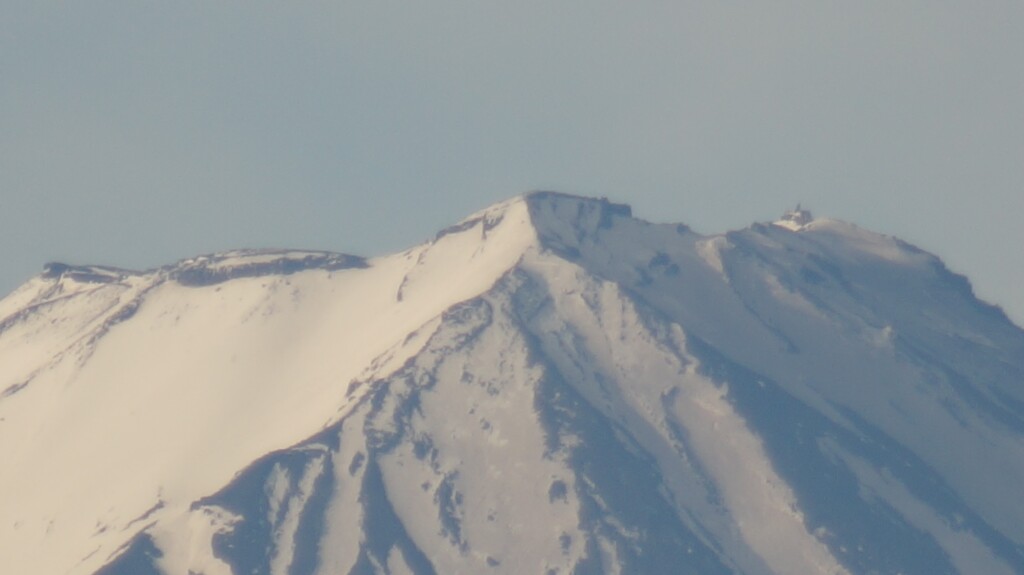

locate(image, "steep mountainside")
(2, 193), (1023, 575)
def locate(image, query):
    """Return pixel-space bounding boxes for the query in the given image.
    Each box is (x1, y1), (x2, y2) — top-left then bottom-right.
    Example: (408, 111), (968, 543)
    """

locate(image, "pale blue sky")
(2, 2), (1022, 323)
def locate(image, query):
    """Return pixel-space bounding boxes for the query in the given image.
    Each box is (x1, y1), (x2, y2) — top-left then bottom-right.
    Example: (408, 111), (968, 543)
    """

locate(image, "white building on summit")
(774, 204), (814, 230)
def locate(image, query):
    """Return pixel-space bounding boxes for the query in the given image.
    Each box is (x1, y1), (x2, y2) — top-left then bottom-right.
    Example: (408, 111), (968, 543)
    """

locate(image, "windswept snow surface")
(2, 192), (1023, 575)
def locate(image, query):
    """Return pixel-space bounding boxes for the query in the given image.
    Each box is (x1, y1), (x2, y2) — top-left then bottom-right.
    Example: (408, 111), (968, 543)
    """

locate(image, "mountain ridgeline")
(2, 193), (1023, 575)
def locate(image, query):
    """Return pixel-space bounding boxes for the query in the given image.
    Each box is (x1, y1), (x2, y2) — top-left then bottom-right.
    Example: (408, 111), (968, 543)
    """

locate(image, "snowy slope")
(2, 192), (1023, 575)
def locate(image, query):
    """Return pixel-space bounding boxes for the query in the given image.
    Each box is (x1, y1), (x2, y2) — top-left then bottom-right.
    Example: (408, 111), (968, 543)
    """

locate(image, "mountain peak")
(3, 192), (1024, 575)
(441, 191), (635, 240)
(523, 190), (633, 218)
(523, 190), (634, 231)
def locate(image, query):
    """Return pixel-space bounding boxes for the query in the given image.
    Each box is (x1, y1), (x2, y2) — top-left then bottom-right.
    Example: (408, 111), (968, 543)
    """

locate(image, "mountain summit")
(2, 192), (1023, 575)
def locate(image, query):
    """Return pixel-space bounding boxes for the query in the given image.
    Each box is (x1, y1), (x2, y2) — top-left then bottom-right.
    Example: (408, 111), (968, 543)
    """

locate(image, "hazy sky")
(2, 2), (1022, 323)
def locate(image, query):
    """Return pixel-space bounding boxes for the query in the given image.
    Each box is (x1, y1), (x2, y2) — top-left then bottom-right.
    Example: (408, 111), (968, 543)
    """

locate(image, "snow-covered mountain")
(2, 192), (1023, 575)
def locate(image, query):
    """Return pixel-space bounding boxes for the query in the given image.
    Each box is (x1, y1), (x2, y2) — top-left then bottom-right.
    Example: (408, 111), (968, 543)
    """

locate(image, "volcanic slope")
(1, 192), (1023, 575)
